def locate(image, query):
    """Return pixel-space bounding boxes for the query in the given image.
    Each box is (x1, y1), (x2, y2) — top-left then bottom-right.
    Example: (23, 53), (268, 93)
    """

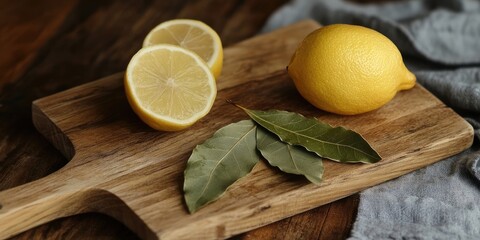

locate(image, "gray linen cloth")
(262, 0), (480, 239)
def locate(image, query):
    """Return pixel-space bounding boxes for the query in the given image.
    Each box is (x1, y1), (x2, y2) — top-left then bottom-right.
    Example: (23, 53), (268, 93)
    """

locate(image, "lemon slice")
(143, 19), (223, 79)
(125, 44), (217, 131)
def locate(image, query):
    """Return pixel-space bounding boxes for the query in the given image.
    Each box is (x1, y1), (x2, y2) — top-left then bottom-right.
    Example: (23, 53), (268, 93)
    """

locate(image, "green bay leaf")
(183, 120), (260, 213)
(241, 107), (381, 163)
(257, 127), (324, 184)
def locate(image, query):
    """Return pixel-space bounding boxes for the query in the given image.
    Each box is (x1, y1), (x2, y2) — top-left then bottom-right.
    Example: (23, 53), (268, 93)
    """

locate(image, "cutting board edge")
(32, 101), (75, 159)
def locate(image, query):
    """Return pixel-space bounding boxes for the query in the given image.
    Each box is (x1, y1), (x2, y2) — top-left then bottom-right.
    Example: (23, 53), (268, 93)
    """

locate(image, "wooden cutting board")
(0, 20), (473, 240)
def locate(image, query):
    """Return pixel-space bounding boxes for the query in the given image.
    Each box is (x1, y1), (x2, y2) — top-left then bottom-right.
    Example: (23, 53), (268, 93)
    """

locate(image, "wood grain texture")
(0, 20), (473, 240)
(0, 0), (78, 191)
(0, 0), (78, 92)
(237, 195), (359, 240)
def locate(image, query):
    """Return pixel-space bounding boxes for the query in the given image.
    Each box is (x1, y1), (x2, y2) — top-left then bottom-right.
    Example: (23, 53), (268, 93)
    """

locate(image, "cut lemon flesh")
(125, 44), (217, 131)
(143, 19), (223, 78)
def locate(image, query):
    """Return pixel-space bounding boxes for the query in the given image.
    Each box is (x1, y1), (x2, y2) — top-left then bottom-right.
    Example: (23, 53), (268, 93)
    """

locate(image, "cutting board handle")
(0, 170), (93, 239)
(0, 168), (157, 240)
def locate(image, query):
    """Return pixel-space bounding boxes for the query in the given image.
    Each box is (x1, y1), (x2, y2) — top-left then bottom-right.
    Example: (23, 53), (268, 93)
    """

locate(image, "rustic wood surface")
(0, 1), (467, 240)
(0, 1), (363, 239)
(0, 17), (474, 240)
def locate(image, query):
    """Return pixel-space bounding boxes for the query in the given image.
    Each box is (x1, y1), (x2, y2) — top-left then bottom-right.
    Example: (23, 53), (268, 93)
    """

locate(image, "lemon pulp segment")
(125, 44), (216, 131)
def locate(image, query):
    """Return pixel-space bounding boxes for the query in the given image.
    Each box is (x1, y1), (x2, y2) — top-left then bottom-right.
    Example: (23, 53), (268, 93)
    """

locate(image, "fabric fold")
(264, 0), (480, 65)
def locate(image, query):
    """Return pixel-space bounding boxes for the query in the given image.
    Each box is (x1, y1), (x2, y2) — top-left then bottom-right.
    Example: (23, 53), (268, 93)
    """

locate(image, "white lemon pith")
(287, 24), (416, 115)
(143, 19), (223, 79)
(125, 44), (216, 131)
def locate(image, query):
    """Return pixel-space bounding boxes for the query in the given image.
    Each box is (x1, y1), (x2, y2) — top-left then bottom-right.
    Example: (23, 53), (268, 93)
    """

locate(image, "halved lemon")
(143, 19), (223, 79)
(125, 44), (217, 131)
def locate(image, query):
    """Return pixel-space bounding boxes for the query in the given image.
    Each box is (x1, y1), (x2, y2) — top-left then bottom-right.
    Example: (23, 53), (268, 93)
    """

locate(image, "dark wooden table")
(0, 0), (369, 239)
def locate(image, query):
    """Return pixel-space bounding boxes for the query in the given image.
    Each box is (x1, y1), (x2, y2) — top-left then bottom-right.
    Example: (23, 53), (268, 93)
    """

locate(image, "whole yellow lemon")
(287, 24), (416, 115)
